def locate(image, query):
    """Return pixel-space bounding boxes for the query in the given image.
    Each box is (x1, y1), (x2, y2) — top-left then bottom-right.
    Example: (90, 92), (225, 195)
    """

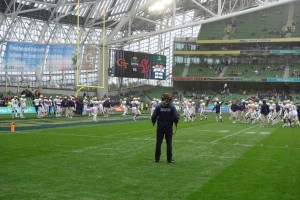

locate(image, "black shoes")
(154, 159), (175, 163)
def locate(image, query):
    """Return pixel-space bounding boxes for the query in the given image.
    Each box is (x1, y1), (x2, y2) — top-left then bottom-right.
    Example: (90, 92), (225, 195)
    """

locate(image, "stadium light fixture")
(148, 0), (173, 13)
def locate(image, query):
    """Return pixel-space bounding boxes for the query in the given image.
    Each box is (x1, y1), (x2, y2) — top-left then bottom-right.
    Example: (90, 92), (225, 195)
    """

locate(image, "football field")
(0, 113), (299, 200)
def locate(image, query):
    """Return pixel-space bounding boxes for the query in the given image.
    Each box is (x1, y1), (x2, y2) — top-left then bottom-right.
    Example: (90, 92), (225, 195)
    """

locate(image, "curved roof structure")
(0, 0), (297, 45)
(0, 0), (298, 90)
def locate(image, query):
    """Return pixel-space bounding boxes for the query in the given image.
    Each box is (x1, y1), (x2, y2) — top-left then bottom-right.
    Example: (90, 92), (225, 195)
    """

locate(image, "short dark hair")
(161, 93), (172, 103)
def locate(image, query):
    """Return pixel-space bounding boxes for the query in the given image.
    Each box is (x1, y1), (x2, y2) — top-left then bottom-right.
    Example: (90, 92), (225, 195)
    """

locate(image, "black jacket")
(151, 102), (179, 128)
(261, 103), (270, 115)
(212, 101), (224, 113)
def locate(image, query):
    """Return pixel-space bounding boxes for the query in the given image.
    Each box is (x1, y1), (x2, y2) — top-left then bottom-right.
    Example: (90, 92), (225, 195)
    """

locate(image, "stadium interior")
(1, 1), (300, 200)
(0, 0), (299, 106)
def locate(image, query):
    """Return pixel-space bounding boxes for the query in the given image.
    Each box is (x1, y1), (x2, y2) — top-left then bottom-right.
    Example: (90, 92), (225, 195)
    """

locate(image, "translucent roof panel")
(90, 1), (114, 19)
(109, 0), (134, 20)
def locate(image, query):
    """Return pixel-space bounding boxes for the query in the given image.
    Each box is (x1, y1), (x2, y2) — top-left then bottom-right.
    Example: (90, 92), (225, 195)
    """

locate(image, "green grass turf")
(0, 113), (299, 200)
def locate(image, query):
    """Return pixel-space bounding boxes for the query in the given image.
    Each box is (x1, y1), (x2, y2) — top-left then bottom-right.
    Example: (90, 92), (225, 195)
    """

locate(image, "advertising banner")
(271, 50), (300, 54)
(2, 42), (46, 72)
(0, 106), (37, 114)
(81, 45), (97, 70)
(267, 78), (300, 82)
(46, 45), (78, 71)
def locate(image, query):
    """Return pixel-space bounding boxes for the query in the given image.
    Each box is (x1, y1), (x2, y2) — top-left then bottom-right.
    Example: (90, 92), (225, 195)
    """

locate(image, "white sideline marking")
(106, 128), (153, 137)
(245, 131), (270, 135)
(210, 125), (259, 144)
(260, 132), (270, 135)
(218, 130), (229, 133)
(193, 154), (275, 162)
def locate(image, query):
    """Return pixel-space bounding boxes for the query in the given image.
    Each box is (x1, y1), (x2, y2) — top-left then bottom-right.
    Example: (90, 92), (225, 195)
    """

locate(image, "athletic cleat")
(168, 160), (175, 164)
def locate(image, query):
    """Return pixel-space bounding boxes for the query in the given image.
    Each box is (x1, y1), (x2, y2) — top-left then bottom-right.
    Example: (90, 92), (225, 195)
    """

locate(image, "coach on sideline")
(151, 93), (179, 163)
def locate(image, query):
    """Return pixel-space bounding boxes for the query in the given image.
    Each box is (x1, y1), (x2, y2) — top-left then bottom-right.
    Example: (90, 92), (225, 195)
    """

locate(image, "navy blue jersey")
(231, 104), (240, 112)
(212, 101), (224, 113)
(276, 104), (281, 112)
(103, 100), (111, 108)
(67, 100), (75, 107)
(239, 104), (246, 111)
(61, 99), (68, 107)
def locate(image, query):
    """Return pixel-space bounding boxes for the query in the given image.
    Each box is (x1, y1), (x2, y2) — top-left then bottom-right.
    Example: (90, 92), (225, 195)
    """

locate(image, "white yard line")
(210, 125), (259, 144)
(107, 128), (154, 136)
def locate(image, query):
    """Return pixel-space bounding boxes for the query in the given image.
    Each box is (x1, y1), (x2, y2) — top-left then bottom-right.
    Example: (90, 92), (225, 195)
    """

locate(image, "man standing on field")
(151, 93), (179, 163)
(260, 100), (270, 127)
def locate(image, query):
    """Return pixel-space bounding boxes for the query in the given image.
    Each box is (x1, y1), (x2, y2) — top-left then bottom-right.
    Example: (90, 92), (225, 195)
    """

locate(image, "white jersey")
(131, 100), (141, 115)
(91, 100), (100, 108)
(228, 103), (232, 112)
(49, 99), (53, 107)
(53, 98), (58, 106)
(182, 100), (188, 110)
(34, 98), (41, 106)
(135, 100), (141, 108)
(290, 104), (297, 112)
(44, 99), (50, 106)
(11, 98), (19, 108)
(83, 99), (89, 106)
(189, 102), (196, 115)
(173, 100), (180, 111)
(20, 97), (26, 108)
(151, 101), (157, 109)
(200, 102), (206, 112)
(122, 100), (128, 108)
(150, 100), (157, 116)
(56, 99), (62, 106)
(131, 100), (137, 108)
(99, 100), (104, 111)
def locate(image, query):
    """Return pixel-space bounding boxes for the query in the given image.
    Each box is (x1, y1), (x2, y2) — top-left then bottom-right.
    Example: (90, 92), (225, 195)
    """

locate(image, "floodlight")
(162, 0), (173, 5)
(148, 0), (173, 13)
(149, 2), (166, 12)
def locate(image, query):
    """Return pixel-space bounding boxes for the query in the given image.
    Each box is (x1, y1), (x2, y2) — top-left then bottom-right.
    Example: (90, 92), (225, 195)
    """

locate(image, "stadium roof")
(0, 0), (298, 45)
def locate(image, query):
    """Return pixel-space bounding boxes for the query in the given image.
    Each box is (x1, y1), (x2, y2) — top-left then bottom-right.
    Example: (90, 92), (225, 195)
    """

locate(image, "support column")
(97, 47), (108, 98)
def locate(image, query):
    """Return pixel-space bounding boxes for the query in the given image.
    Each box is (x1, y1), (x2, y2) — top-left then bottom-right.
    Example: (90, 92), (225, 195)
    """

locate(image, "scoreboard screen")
(114, 50), (166, 80)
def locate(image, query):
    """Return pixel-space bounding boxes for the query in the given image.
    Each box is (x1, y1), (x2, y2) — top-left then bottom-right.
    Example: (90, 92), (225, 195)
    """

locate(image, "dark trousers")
(155, 127), (173, 162)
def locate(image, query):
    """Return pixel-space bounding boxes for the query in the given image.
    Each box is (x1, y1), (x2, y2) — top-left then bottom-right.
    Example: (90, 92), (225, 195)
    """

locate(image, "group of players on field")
(9, 94), (300, 127)
(177, 97), (300, 128)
